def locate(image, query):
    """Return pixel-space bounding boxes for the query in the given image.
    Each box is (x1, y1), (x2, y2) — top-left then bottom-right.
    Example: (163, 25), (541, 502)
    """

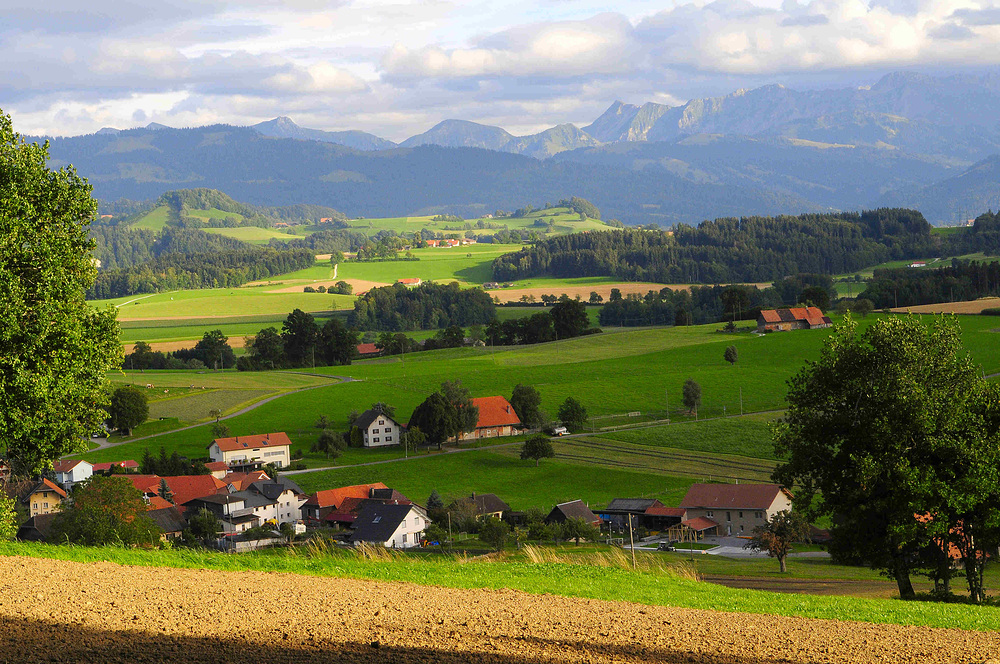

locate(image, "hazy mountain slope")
(879, 155), (1000, 224)
(553, 135), (955, 212)
(503, 124), (601, 159)
(40, 124), (821, 225)
(252, 116), (397, 151)
(400, 119), (515, 150)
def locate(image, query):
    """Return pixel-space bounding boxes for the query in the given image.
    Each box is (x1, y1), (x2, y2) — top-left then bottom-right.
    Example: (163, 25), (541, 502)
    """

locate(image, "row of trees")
(239, 310), (359, 370)
(861, 259), (1000, 308)
(124, 332), (237, 371)
(492, 210), (940, 283)
(87, 247), (316, 299)
(348, 282), (495, 332)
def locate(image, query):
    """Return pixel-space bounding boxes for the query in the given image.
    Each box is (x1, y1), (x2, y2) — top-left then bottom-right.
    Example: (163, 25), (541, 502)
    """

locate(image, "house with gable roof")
(52, 459), (93, 490)
(354, 409), (404, 448)
(756, 307), (832, 333)
(458, 396), (522, 441)
(300, 482), (390, 525)
(20, 479), (67, 518)
(349, 502), (429, 549)
(678, 483), (793, 537)
(546, 500), (600, 527)
(208, 432), (291, 469)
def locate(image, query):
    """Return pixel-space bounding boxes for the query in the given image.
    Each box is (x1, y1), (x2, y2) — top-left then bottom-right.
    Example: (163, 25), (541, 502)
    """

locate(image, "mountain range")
(46, 71), (1000, 225)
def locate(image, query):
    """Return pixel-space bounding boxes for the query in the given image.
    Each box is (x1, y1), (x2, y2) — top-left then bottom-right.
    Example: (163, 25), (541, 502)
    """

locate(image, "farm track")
(558, 438), (776, 482)
(0, 556), (995, 664)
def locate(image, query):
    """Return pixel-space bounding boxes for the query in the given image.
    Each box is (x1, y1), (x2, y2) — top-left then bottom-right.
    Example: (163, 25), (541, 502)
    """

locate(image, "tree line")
(348, 282), (495, 332)
(492, 209), (941, 283)
(861, 259), (1000, 308)
(88, 247), (316, 299)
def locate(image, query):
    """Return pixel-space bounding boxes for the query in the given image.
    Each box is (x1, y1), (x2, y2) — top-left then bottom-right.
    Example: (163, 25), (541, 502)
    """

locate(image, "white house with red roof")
(678, 483), (793, 537)
(208, 432), (292, 468)
(52, 459), (93, 489)
(458, 396), (522, 441)
(397, 278), (422, 287)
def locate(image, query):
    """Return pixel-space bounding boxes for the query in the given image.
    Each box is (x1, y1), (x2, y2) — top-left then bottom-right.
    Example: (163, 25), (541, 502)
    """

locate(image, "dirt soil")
(1, 556), (997, 664)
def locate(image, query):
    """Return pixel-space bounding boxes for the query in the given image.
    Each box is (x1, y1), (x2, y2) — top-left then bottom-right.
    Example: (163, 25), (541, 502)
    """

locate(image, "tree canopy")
(0, 112), (123, 475)
(108, 386), (149, 435)
(520, 434), (555, 467)
(52, 475), (160, 546)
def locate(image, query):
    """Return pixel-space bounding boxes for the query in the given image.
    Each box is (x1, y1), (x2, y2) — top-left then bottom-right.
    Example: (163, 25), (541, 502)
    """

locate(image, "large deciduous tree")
(557, 397), (587, 432)
(52, 475), (160, 546)
(510, 384), (543, 429)
(0, 112), (122, 475)
(108, 386), (148, 435)
(519, 434), (555, 467)
(282, 308), (319, 366)
(550, 300), (590, 339)
(773, 314), (986, 599)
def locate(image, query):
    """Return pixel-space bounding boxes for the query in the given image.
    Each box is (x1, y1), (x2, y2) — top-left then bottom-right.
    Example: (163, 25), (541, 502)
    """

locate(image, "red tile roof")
(356, 343), (380, 356)
(223, 470), (270, 490)
(397, 278), (421, 285)
(211, 432), (291, 453)
(472, 396), (521, 429)
(758, 307), (831, 327)
(161, 475), (228, 506)
(92, 460), (139, 472)
(645, 506), (687, 517)
(32, 478), (68, 499)
(146, 496), (174, 510)
(304, 483), (389, 509)
(681, 516), (719, 531)
(127, 475), (162, 494)
(679, 484), (790, 510)
(204, 462), (229, 472)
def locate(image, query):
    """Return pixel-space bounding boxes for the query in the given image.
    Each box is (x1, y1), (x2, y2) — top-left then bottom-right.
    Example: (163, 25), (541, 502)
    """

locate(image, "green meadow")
(203, 226), (309, 244)
(129, 205), (171, 231)
(91, 288), (354, 319)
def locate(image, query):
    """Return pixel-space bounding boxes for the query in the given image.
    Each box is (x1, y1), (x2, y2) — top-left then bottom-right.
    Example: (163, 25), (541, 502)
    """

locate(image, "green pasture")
(337, 243), (521, 286)
(599, 413), (782, 460)
(89, 288), (354, 319)
(340, 208), (608, 239)
(4, 541), (1000, 631)
(203, 226), (309, 244)
(129, 205), (171, 231)
(119, 315), (340, 346)
(182, 207), (245, 222)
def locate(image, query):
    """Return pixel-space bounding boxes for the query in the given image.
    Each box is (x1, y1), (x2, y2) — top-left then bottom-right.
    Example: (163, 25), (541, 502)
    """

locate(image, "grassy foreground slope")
(3, 541), (999, 632)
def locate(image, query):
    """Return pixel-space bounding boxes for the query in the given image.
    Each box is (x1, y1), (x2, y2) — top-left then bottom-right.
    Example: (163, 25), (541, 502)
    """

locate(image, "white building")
(208, 432), (292, 468)
(52, 459), (93, 490)
(349, 503), (429, 549)
(354, 409), (403, 448)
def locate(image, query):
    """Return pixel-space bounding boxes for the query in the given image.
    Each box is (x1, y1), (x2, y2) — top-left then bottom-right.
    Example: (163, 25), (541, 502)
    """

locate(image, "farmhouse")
(356, 343), (381, 359)
(349, 503), (429, 549)
(397, 278), (422, 287)
(599, 498), (664, 531)
(208, 432), (292, 469)
(756, 307), (832, 333)
(678, 483), (793, 537)
(324, 488), (412, 528)
(464, 493), (511, 520)
(458, 396), (522, 441)
(354, 409), (403, 447)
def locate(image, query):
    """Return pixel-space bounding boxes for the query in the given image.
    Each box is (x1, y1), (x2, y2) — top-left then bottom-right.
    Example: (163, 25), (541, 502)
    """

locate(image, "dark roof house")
(546, 500), (600, 526)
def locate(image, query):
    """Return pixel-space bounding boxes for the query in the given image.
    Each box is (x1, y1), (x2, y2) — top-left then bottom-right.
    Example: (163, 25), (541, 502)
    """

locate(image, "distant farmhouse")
(354, 409), (404, 447)
(678, 483), (793, 537)
(757, 306), (832, 333)
(458, 396), (522, 441)
(208, 432), (292, 469)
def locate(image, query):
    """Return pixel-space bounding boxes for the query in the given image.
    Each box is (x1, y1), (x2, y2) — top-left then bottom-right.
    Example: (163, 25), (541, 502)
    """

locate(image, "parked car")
(656, 542), (675, 552)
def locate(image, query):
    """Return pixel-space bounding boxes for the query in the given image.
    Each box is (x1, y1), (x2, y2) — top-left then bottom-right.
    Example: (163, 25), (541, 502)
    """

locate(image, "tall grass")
(520, 544), (700, 580)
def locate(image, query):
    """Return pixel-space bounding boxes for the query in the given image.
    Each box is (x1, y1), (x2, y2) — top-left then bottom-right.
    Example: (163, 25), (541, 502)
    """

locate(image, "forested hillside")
(492, 209), (938, 283)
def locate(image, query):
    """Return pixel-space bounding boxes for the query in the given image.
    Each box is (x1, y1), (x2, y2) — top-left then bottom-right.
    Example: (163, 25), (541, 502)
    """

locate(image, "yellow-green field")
(92, 288), (354, 320)
(130, 205), (172, 231)
(203, 226), (309, 244)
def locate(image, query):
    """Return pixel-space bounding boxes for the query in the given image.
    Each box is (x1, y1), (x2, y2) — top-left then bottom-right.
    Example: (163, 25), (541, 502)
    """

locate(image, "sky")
(4, 0), (1000, 140)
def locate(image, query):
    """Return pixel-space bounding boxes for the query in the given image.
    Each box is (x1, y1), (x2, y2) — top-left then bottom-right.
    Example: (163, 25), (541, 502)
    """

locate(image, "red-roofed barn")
(458, 396), (522, 441)
(757, 307), (832, 333)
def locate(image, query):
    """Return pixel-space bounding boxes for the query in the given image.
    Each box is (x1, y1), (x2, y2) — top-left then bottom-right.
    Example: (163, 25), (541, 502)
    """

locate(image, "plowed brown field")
(0, 556), (996, 663)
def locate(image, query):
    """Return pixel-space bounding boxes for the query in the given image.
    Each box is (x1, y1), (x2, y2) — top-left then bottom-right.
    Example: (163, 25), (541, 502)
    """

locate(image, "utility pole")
(628, 515), (636, 570)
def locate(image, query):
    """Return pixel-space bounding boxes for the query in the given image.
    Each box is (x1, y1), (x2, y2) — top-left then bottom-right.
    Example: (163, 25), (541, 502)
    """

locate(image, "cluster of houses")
(424, 238), (475, 248)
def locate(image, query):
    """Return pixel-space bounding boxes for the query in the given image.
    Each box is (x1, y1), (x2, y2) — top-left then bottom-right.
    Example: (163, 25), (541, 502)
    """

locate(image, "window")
(373, 516), (381, 524)
(706, 511), (714, 517)
(726, 512), (731, 521)
(402, 533), (408, 543)
(385, 436), (392, 442)
(373, 437), (380, 443)
(32, 503), (37, 510)
(739, 511), (743, 519)
(401, 519), (406, 528)
(755, 511), (763, 519)
(379, 420), (385, 426)
(43, 503), (49, 509)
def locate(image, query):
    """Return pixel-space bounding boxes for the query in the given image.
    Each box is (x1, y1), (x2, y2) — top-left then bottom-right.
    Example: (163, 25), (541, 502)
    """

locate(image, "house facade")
(355, 410), (403, 448)
(546, 500), (600, 527)
(458, 396), (522, 441)
(678, 483), (794, 537)
(301, 482), (390, 524)
(757, 307), (832, 333)
(208, 432), (292, 468)
(52, 459), (93, 490)
(22, 479), (67, 518)
(349, 503), (429, 549)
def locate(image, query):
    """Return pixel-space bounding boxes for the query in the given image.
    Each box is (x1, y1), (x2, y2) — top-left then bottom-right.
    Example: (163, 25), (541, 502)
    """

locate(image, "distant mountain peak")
(251, 117), (396, 151)
(145, 122), (170, 131)
(95, 127), (121, 135)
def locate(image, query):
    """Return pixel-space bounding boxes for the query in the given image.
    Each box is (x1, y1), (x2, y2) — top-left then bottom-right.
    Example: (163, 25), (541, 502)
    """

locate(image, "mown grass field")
(4, 541), (999, 631)
(91, 288), (354, 319)
(203, 226), (309, 244)
(129, 205), (171, 231)
(335, 208), (608, 239)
